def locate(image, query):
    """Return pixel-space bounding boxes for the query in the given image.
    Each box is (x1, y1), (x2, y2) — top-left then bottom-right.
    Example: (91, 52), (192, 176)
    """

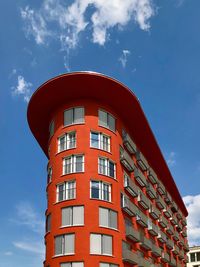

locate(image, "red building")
(27, 72), (189, 267)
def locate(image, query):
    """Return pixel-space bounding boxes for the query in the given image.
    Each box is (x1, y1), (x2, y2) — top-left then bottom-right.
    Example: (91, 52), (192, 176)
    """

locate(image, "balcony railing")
(177, 210), (183, 220)
(138, 190), (150, 210)
(164, 191), (172, 204)
(156, 194), (166, 210)
(120, 147), (135, 172)
(170, 214), (178, 226)
(181, 217), (187, 226)
(151, 244), (162, 257)
(166, 238), (174, 250)
(169, 257), (176, 267)
(157, 182), (165, 196)
(125, 223), (140, 242)
(179, 236), (184, 246)
(140, 236), (152, 251)
(122, 130), (137, 154)
(161, 251), (170, 263)
(146, 182), (157, 199)
(136, 211), (148, 228)
(138, 258), (151, 267)
(176, 222), (183, 232)
(134, 168), (147, 187)
(148, 220), (158, 236)
(136, 151), (149, 171)
(173, 231), (179, 241)
(124, 174), (138, 198)
(179, 250), (184, 260)
(157, 229), (167, 243)
(181, 228), (187, 237)
(183, 242), (189, 252)
(171, 201), (178, 213)
(172, 244), (180, 255)
(149, 205), (160, 220)
(164, 207), (172, 219)
(166, 224), (174, 236)
(158, 215), (168, 229)
(122, 242), (139, 264)
(121, 194), (138, 217)
(148, 168), (158, 185)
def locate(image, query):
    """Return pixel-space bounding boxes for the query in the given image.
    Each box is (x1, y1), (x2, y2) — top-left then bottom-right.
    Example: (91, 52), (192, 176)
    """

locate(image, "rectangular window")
(98, 110), (116, 132)
(60, 263), (84, 267)
(100, 264), (118, 267)
(63, 155), (84, 174)
(56, 181), (76, 202)
(62, 206), (84, 226)
(55, 234), (75, 256)
(49, 120), (54, 138)
(98, 157), (116, 178)
(47, 166), (52, 183)
(64, 107), (84, 126)
(191, 253), (196, 262)
(99, 207), (117, 229)
(90, 181), (111, 202)
(90, 234), (112, 255)
(90, 131), (111, 152)
(58, 132), (76, 152)
(46, 214), (51, 232)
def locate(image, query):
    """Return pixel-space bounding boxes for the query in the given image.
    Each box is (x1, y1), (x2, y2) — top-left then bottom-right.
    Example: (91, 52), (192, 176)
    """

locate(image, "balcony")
(157, 182), (165, 196)
(183, 243), (189, 252)
(181, 229), (187, 237)
(146, 182), (157, 199)
(134, 168), (147, 187)
(179, 236), (184, 246)
(156, 194), (166, 210)
(164, 207), (172, 219)
(172, 244), (180, 255)
(177, 211), (183, 220)
(124, 174), (138, 198)
(148, 168), (158, 185)
(169, 257), (176, 267)
(183, 255), (189, 263)
(121, 194), (138, 217)
(173, 231), (179, 241)
(179, 250), (184, 260)
(164, 191), (172, 204)
(136, 211), (148, 228)
(151, 244), (162, 257)
(138, 190), (150, 210)
(181, 217), (187, 226)
(122, 242), (139, 264)
(148, 220), (158, 236)
(176, 222), (183, 232)
(166, 238), (174, 250)
(170, 214), (178, 226)
(161, 251), (170, 263)
(171, 201), (178, 213)
(149, 205), (160, 220)
(136, 151), (148, 171)
(166, 224), (174, 236)
(138, 258), (151, 267)
(122, 130), (137, 154)
(157, 229), (167, 243)
(125, 223), (140, 242)
(120, 147), (135, 172)
(140, 236), (152, 251)
(158, 215), (168, 229)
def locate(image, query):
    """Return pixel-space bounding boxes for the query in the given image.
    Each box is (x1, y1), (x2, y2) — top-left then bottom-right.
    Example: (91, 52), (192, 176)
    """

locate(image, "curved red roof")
(27, 71), (187, 216)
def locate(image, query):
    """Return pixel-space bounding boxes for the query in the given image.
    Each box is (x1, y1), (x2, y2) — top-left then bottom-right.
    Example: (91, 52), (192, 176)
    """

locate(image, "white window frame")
(98, 109), (116, 132)
(100, 263), (118, 267)
(60, 262), (84, 267)
(90, 131), (111, 152)
(54, 233), (75, 256)
(56, 181), (76, 202)
(63, 155), (84, 174)
(98, 157), (116, 178)
(58, 132), (76, 152)
(64, 107), (85, 126)
(99, 207), (118, 230)
(90, 234), (113, 256)
(90, 180), (111, 202)
(61, 206), (84, 227)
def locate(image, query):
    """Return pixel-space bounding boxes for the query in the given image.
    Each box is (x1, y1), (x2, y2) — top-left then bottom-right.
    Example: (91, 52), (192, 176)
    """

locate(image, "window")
(46, 214), (51, 232)
(99, 207), (117, 229)
(63, 155), (84, 174)
(56, 181), (76, 202)
(90, 181), (111, 202)
(49, 120), (54, 138)
(62, 206), (84, 226)
(191, 253), (196, 262)
(100, 264), (118, 267)
(64, 107), (84, 126)
(47, 166), (52, 183)
(197, 252), (200, 262)
(58, 132), (76, 152)
(90, 234), (112, 255)
(90, 131), (110, 152)
(99, 110), (115, 132)
(55, 234), (74, 256)
(60, 263), (84, 267)
(98, 157), (116, 178)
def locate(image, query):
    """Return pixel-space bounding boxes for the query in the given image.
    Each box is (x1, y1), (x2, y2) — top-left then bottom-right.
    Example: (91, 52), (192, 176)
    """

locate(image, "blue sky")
(0, 0), (200, 266)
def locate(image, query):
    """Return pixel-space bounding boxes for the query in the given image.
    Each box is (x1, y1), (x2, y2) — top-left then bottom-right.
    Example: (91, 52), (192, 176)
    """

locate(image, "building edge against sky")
(27, 72), (189, 267)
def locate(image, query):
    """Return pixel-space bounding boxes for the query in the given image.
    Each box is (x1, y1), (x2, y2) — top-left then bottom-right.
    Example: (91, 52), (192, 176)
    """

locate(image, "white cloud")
(21, 0), (155, 49)
(4, 251), (13, 256)
(119, 49), (131, 68)
(12, 75), (32, 103)
(183, 194), (200, 246)
(13, 241), (44, 256)
(13, 201), (44, 234)
(166, 151), (176, 167)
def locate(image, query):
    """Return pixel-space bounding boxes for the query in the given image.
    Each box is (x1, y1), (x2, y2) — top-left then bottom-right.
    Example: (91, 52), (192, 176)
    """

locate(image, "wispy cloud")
(20, 0), (155, 69)
(12, 75), (32, 103)
(183, 194), (200, 246)
(166, 151), (176, 167)
(4, 251), (13, 256)
(119, 49), (131, 68)
(13, 241), (44, 256)
(13, 201), (44, 234)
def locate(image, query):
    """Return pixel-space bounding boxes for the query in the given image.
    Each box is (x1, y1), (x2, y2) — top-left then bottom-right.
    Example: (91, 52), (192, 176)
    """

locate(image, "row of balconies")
(121, 132), (187, 226)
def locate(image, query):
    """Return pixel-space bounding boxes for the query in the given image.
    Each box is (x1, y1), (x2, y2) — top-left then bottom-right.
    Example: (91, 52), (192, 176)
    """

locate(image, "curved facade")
(27, 72), (188, 267)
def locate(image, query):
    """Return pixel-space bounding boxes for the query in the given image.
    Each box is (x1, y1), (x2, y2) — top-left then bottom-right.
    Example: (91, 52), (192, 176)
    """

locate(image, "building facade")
(187, 246), (200, 267)
(27, 72), (189, 267)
